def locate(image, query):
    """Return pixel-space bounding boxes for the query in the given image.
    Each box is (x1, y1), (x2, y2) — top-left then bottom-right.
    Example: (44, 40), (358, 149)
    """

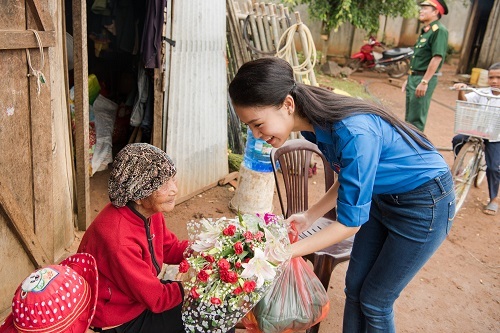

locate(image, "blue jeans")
(342, 171), (455, 333)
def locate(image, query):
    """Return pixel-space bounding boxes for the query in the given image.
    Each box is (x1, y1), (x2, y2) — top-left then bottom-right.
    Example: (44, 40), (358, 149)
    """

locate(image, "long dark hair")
(229, 57), (433, 150)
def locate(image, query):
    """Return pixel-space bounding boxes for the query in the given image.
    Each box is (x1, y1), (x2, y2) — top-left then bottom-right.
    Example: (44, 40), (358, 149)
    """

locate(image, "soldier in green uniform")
(404, 0), (448, 131)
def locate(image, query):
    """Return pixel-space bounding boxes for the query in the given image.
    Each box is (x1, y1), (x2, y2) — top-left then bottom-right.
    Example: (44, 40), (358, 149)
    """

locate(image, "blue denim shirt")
(302, 114), (449, 227)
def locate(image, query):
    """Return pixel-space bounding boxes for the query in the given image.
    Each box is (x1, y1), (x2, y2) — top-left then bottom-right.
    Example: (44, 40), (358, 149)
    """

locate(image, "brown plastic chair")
(270, 138), (354, 333)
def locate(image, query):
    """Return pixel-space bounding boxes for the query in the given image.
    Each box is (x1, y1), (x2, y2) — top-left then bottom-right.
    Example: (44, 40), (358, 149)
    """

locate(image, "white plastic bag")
(91, 94), (117, 175)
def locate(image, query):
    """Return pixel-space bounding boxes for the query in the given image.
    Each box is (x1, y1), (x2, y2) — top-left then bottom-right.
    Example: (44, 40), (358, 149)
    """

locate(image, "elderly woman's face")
(138, 177), (178, 215)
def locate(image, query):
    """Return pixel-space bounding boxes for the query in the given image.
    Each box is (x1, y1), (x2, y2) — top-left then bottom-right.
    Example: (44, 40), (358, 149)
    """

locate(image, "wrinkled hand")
(285, 212), (313, 235)
(401, 80), (407, 92)
(453, 83), (468, 90)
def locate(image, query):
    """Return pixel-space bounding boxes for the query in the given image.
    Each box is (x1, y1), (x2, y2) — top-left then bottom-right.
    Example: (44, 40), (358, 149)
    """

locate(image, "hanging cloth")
(141, 0), (167, 68)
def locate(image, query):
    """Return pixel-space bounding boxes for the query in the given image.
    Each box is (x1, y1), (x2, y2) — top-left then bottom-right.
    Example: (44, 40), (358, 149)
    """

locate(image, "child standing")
(452, 62), (500, 216)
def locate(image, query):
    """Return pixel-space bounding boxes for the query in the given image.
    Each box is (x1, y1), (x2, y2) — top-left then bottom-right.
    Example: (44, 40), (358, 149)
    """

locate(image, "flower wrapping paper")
(179, 213), (290, 333)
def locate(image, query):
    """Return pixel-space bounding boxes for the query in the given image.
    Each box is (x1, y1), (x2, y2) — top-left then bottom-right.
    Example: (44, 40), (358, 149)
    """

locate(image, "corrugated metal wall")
(163, 0), (229, 199)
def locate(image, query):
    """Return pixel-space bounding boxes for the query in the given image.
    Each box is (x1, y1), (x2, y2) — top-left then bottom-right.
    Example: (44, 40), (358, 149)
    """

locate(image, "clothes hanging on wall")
(141, 0), (167, 68)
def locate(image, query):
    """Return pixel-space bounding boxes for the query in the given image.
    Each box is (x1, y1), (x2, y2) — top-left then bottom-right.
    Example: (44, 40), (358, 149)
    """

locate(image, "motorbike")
(346, 37), (413, 78)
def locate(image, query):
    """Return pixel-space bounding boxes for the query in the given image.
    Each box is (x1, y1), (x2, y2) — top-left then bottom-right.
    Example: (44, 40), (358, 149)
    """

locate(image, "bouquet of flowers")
(179, 213), (290, 333)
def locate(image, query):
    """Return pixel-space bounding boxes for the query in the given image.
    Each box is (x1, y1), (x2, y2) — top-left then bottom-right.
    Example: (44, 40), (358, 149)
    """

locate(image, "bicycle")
(450, 86), (500, 213)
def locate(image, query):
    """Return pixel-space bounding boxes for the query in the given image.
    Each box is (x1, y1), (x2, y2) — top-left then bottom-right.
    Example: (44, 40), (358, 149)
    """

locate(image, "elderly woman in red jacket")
(78, 143), (188, 333)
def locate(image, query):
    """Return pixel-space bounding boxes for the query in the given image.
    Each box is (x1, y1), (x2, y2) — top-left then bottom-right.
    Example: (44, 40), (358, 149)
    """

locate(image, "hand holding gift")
(180, 213), (290, 333)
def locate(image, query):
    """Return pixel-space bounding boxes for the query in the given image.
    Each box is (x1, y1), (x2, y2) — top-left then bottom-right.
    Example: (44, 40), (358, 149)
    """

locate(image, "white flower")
(240, 248), (276, 288)
(241, 214), (261, 232)
(191, 219), (222, 252)
(263, 228), (290, 264)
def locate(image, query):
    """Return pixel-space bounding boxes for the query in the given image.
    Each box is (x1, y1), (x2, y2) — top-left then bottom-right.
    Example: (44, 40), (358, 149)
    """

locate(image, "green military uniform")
(405, 20), (448, 131)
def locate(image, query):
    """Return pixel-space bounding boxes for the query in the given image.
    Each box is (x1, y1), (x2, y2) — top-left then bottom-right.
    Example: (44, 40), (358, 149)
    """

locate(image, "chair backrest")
(270, 139), (337, 220)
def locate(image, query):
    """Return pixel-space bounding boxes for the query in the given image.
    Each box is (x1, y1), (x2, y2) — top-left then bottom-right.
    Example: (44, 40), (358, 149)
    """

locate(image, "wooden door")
(0, 0), (55, 315)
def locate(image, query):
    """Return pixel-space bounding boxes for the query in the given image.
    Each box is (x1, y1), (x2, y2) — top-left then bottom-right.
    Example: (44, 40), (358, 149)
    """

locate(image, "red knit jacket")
(78, 203), (188, 328)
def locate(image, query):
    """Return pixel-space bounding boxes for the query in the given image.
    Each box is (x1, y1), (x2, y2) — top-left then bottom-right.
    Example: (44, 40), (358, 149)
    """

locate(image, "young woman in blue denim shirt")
(229, 57), (455, 333)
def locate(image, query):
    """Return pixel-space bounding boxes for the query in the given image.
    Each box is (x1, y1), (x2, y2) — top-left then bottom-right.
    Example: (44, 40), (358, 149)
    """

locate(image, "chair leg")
(314, 254), (336, 294)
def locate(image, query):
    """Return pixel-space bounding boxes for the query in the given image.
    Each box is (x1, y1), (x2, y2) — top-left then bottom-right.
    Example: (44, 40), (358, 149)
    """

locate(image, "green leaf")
(282, 0), (418, 35)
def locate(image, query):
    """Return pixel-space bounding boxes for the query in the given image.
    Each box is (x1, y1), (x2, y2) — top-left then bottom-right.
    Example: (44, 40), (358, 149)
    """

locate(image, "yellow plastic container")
(477, 69), (489, 87)
(470, 68), (481, 85)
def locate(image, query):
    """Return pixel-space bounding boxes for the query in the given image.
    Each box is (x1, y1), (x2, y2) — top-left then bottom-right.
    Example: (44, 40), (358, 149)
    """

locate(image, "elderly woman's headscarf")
(108, 143), (176, 207)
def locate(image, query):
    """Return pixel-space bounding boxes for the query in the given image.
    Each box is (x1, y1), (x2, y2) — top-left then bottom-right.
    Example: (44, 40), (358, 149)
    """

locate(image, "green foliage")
(297, 50), (323, 67)
(228, 152), (243, 172)
(282, 0), (419, 35)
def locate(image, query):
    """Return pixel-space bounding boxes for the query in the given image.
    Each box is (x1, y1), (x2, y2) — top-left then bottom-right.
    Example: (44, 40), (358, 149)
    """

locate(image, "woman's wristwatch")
(420, 79), (428, 86)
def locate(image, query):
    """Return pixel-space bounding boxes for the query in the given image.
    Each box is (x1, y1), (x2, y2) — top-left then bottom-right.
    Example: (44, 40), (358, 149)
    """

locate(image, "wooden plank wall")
(27, 0), (54, 263)
(0, 0), (56, 315)
(72, 0), (91, 230)
(0, 0), (37, 315)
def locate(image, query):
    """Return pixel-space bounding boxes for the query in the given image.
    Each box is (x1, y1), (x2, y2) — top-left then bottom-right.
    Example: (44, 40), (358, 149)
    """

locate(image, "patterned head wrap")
(108, 143), (176, 207)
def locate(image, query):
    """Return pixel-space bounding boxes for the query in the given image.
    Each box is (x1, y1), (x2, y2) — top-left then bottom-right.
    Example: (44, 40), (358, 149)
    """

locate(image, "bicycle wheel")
(474, 152), (487, 187)
(451, 141), (481, 213)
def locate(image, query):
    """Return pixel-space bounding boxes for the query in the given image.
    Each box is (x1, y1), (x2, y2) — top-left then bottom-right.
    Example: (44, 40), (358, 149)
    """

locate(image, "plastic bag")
(91, 94), (117, 175)
(242, 256), (330, 333)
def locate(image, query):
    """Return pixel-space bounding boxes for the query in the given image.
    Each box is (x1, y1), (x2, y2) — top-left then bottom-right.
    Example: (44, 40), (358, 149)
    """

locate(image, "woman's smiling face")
(234, 102), (295, 148)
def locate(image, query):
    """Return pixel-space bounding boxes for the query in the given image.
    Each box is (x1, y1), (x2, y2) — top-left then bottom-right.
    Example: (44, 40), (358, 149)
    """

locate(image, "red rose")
(223, 224), (236, 236)
(253, 231), (264, 241)
(233, 287), (243, 295)
(234, 242), (244, 255)
(178, 259), (190, 273)
(243, 280), (257, 293)
(243, 231), (253, 241)
(221, 270), (238, 284)
(217, 258), (231, 271)
(197, 269), (210, 282)
(235, 261), (242, 269)
(190, 287), (200, 299)
(204, 254), (215, 263)
(210, 297), (222, 305)
(183, 248), (194, 258)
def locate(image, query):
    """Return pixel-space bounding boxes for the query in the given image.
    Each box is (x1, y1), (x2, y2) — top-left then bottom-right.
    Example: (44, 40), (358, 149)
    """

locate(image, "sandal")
(483, 202), (498, 216)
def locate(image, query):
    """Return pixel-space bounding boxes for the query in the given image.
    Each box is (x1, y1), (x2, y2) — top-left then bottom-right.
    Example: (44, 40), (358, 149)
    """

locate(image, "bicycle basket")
(454, 100), (500, 140)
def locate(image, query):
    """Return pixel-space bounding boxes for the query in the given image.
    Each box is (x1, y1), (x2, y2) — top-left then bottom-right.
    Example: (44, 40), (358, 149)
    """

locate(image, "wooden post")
(254, 4), (268, 52)
(269, 4), (280, 51)
(226, 0), (251, 66)
(25, 10), (54, 257)
(260, 3), (274, 52)
(248, 7), (262, 54)
(152, 68), (164, 147)
(73, 0), (91, 230)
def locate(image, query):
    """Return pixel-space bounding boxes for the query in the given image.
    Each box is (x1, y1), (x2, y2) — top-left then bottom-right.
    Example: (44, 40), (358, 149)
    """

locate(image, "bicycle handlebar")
(449, 86), (500, 98)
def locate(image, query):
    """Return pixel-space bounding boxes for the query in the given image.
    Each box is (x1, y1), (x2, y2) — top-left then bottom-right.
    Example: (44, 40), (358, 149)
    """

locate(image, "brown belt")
(410, 70), (427, 76)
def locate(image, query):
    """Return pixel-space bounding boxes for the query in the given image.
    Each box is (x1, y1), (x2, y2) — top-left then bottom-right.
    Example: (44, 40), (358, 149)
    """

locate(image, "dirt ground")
(84, 62), (499, 332)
